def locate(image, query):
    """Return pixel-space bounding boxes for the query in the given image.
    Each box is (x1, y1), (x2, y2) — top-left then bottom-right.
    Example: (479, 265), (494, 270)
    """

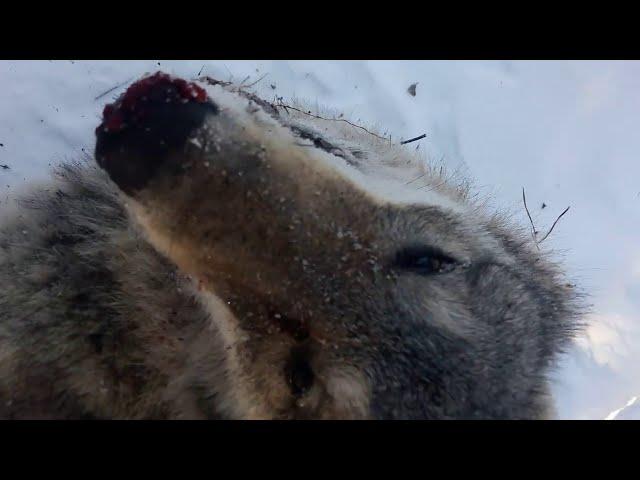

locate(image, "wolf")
(0, 72), (581, 419)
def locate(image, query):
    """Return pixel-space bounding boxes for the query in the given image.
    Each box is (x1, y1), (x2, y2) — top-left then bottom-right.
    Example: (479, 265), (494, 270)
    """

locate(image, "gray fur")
(0, 77), (583, 419)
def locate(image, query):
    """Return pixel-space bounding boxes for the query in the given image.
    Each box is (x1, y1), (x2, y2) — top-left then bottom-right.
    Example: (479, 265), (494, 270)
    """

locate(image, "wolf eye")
(394, 246), (460, 275)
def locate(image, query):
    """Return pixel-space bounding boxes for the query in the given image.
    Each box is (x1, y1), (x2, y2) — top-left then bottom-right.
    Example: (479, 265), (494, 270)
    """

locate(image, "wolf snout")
(94, 72), (218, 194)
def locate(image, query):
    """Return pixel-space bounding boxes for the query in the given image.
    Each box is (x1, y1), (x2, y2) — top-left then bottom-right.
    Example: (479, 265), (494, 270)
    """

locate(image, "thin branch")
(400, 133), (427, 145)
(522, 187), (539, 249)
(274, 101), (388, 142)
(197, 76), (399, 145)
(243, 73), (269, 89)
(94, 78), (133, 101)
(199, 76), (233, 88)
(538, 206), (571, 244)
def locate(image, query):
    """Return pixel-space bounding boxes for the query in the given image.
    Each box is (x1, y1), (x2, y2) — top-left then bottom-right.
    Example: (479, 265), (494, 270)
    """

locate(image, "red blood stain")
(99, 72), (208, 133)
(104, 110), (124, 131)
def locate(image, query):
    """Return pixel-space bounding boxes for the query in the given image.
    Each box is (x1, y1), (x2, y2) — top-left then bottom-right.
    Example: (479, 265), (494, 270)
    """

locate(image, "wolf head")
(94, 72), (580, 419)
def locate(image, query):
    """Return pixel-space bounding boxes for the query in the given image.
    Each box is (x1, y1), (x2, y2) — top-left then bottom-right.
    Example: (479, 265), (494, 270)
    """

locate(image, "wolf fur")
(0, 75), (582, 419)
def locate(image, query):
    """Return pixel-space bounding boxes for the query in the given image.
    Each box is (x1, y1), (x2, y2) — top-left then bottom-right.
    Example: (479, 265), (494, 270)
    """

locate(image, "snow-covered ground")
(1, 60), (638, 419)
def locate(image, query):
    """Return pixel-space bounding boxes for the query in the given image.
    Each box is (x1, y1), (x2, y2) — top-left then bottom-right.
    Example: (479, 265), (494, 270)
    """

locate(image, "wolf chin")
(0, 73), (582, 419)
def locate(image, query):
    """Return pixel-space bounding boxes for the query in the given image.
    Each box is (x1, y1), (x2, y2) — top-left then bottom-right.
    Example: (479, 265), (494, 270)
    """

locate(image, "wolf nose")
(94, 72), (218, 194)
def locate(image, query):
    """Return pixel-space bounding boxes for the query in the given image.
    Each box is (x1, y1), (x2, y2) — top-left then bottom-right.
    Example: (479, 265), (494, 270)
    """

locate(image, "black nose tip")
(94, 72), (218, 194)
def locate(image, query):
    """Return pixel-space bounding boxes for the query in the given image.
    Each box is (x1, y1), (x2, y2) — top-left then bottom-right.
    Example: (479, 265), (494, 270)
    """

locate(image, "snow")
(1, 60), (639, 419)
(605, 395), (639, 420)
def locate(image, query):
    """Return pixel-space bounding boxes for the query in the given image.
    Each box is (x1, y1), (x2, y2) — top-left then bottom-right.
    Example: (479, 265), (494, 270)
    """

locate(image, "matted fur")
(0, 76), (583, 419)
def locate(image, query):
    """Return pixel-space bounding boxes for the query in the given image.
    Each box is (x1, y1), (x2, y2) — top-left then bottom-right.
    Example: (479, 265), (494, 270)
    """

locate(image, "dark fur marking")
(285, 344), (314, 397)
